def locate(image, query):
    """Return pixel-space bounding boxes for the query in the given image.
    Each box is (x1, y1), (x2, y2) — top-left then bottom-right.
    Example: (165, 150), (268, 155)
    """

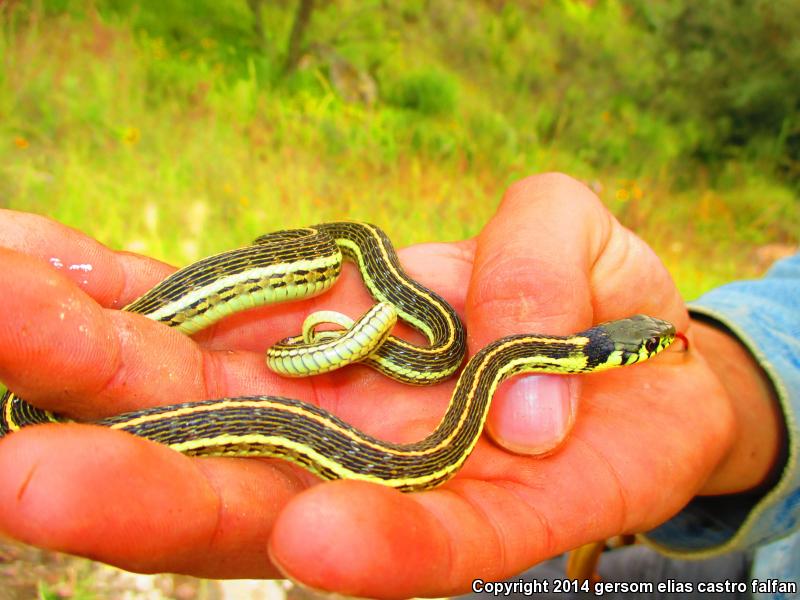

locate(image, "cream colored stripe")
(144, 254), (339, 322)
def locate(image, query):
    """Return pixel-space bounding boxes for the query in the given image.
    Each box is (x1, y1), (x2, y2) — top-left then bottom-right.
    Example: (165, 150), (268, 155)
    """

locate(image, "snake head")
(584, 315), (676, 370)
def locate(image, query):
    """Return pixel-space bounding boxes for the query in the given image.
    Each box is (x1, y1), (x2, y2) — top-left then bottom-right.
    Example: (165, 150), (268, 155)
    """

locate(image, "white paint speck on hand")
(68, 263), (94, 272)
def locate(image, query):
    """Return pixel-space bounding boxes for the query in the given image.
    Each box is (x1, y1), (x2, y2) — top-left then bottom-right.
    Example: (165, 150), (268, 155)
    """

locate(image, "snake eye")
(645, 337), (660, 354)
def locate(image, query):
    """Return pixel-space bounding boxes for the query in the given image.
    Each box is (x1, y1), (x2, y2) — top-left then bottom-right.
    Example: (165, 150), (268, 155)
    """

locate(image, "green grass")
(0, 1), (797, 303)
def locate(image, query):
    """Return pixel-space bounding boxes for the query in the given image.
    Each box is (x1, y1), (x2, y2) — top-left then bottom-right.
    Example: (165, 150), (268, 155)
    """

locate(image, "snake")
(0, 221), (676, 492)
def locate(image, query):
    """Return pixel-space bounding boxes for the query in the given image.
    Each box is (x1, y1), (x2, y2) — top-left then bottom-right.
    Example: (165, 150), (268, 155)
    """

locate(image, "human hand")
(265, 175), (782, 597)
(0, 208), (471, 578)
(0, 174), (782, 599)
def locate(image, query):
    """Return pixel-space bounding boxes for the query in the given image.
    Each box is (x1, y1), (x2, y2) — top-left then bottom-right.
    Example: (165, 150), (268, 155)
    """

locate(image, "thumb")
(467, 173), (613, 454)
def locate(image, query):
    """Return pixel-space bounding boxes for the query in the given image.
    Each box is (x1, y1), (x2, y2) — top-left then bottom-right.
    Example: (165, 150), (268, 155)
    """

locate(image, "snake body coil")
(0, 222), (675, 491)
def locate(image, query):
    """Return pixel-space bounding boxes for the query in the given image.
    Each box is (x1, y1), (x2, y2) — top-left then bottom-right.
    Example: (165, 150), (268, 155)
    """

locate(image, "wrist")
(690, 317), (786, 495)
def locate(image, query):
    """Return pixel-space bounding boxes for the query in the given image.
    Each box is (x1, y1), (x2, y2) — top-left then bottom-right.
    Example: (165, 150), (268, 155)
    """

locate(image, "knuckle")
(469, 250), (590, 336)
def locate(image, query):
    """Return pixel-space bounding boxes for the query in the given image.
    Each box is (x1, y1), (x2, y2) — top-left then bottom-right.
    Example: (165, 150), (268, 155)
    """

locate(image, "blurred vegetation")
(0, 0), (798, 303)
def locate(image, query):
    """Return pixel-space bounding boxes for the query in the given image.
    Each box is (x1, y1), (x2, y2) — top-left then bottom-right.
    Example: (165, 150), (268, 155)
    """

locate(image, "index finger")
(0, 209), (174, 308)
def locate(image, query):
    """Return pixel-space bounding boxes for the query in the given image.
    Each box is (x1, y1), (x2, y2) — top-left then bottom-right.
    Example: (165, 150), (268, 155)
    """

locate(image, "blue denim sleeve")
(642, 254), (800, 586)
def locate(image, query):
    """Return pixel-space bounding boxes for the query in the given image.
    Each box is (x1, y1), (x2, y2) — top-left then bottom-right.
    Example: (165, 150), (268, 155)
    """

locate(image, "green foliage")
(100, 0), (256, 57)
(0, 0), (797, 301)
(386, 69), (458, 116)
(629, 0), (800, 179)
(38, 578), (97, 599)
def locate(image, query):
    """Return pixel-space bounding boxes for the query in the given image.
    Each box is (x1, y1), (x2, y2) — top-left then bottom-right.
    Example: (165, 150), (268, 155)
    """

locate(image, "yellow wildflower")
(122, 126), (140, 145)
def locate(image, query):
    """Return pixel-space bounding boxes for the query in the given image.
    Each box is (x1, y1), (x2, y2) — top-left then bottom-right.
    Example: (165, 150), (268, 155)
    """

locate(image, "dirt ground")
(0, 538), (329, 600)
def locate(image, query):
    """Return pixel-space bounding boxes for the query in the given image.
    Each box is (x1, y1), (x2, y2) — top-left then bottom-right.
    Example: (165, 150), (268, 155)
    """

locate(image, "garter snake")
(0, 222), (676, 491)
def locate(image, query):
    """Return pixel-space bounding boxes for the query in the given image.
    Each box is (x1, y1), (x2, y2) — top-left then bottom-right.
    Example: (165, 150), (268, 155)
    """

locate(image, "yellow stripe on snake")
(0, 222), (675, 492)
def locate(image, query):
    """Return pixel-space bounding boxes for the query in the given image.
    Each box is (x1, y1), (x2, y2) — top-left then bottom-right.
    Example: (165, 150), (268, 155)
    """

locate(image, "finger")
(0, 248), (295, 417)
(269, 474), (615, 599)
(0, 210), (309, 353)
(468, 174), (604, 455)
(0, 423), (304, 578)
(471, 173), (615, 343)
(467, 173), (686, 455)
(0, 209), (174, 307)
(0, 248), (192, 416)
(271, 482), (456, 599)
